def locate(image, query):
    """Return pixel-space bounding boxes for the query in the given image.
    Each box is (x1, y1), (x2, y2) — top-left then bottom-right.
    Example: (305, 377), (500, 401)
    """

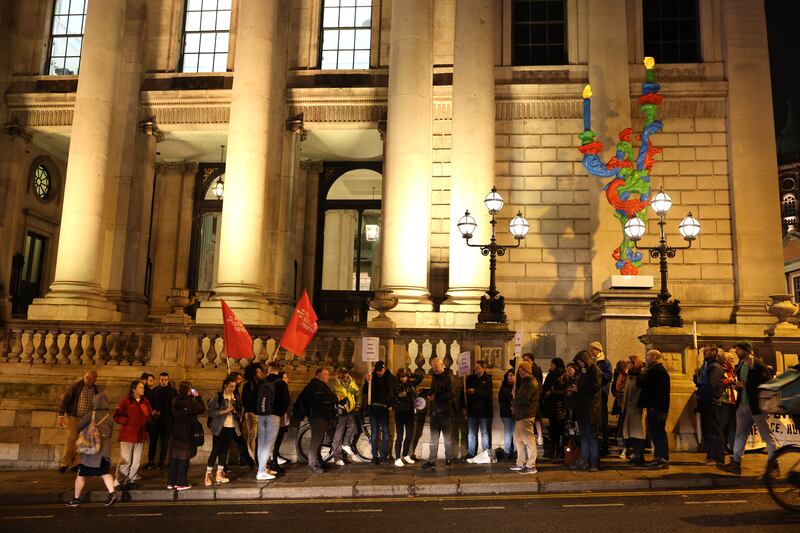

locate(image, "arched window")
(784, 194), (797, 219)
(181, 0), (232, 73)
(47, 0), (88, 75)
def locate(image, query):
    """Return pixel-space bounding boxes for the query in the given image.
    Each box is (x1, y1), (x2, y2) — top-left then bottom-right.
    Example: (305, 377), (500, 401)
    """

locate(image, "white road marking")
(217, 511), (271, 515)
(325, 509), (383, 513)
(2, 515), (54, 520)
(562, 503), (624, 508)
(684, 500), (748, 505)
(108, 513), (163, 517)
(442, 506), (506, 511)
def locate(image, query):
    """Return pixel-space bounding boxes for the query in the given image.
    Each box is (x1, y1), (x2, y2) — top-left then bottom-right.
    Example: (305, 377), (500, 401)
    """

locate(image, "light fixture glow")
(484, 187), (504, 215)
(679, 212), (701, 241)
(365, 223), (380, 242)
(623, 217), (646, 242)
(509, 212), (530, 240)
(457, 210), (477, 239)
(650, 189), (672, 216)
(212, 177), (224, 200)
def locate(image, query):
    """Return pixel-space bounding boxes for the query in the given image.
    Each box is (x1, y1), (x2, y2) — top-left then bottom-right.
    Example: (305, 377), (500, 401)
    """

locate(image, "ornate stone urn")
(765, 294), (799, 329)
(368, 290), (398, 326)
(164, 288), (196, 323)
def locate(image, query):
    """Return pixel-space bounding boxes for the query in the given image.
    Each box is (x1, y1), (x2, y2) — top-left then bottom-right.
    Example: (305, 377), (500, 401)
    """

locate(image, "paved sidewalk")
(0, 452), (768, 505)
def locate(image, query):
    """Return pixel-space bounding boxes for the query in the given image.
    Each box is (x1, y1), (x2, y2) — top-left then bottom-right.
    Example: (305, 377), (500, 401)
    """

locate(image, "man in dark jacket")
(363, 360), (396, 464)
(720, 342), (779, 475)
(568, 350), (602, 471)
(144, 372), (177, 470)
(511, 361), (540, 474)
(693, 346), (725, 465)
(638, 349), (671, 469)
(297, 367), (337, 474)
(255, 361), (290, 480)
(422, 358), (455, 469)
(464, 360), (493, 458)
(57, 370), (98, 473)
(588, 342), (613, 455)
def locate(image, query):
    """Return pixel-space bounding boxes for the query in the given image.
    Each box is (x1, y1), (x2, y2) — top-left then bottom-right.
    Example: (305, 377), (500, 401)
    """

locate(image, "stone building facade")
(0, 0), (793, 466)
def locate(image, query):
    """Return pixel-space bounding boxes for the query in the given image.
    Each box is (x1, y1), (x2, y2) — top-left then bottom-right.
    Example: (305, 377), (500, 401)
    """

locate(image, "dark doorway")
(12, 232), (47, 316)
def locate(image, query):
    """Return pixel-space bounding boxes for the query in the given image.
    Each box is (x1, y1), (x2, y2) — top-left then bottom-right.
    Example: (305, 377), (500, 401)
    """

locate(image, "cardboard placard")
(457, 351), (471, 376)
(514, 331), (523, 358)
(361, 336), (380, 362)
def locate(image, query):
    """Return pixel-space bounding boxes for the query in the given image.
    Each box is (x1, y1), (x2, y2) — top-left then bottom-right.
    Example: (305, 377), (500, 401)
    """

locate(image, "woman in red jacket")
(114, 380), (152, 490)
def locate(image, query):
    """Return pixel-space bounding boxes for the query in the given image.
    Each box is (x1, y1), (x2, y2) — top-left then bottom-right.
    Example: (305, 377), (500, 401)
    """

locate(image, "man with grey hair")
(57, 370), (99, 473)
(638, 350), (670, 469)
(422, 358), (455, 469)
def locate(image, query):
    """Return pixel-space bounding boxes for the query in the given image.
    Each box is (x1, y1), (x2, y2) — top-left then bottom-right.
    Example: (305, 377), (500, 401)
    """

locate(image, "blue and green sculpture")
(578, 57), (663, 275)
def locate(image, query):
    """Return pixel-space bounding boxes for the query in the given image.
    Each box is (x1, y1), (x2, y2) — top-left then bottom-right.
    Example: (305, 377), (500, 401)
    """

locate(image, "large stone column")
(380, 0), (434, 313)
(196, 0), (279, 325)
(723, 1), (785, 323)
(27, 0), (128, 321)
(586, 0), (631, 296)
(444, 0), (495, 314)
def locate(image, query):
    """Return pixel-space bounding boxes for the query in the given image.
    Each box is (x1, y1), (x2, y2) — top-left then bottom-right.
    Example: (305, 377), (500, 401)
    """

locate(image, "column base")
(195, 297), (281, 326)
(733, 299), (779, 325)
(27, 294), (121, 322)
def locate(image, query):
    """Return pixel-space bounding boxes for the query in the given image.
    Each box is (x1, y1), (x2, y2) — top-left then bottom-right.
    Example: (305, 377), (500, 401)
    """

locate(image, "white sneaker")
(334, 459), (345, 466)
(256, 472), (275, 481)
(403, 455), (415, 464)
(341, 445), (354, 457)
(510, 465), (525, 471)
(277, 457), (288, 465)
(537, 437), (544, 446)
(618, 450), (627, 459)
(394, 458), (404, 467)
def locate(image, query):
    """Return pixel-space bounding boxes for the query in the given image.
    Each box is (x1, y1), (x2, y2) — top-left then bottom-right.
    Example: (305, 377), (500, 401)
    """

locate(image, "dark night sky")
(766, 0), (800, 139)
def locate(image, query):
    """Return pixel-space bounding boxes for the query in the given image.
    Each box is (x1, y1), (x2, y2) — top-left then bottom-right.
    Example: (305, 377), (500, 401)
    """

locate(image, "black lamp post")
(624, 188), (701, 327)
(457, 186), (530, 323)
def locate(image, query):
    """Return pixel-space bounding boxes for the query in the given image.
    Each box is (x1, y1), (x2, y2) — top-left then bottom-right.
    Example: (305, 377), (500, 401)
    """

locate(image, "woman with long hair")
(168, 381), (206, 490)
(67, 393), (117, 507)
(113, 380), (152, 490)
(205, 375), (242, 485)
(393, 368), (418, 466)
(498, 369), (516, 460)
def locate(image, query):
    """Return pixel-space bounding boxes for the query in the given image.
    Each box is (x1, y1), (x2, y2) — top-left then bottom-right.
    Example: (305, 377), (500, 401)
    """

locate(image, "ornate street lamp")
(211, 177), (224, 200)
(457, 186), (529, 323)
(624, 188), (701, 327)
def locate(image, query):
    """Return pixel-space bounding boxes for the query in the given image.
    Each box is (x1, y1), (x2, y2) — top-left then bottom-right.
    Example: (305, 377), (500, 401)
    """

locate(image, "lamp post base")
(478, 294), (507, 324)
(649, 297), (683, 328)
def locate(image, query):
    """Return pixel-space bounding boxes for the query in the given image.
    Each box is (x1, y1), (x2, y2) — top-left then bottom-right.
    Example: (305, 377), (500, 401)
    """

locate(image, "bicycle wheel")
(765, 444), (800, 512)
(296, 423), (334, 464)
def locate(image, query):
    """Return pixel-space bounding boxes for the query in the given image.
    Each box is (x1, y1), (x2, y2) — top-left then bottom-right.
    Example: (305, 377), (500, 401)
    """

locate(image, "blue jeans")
(501, 417), (515, 454)
(467, 417), (490, 456)
(578, 417), (600, 468)
(370, 405), (390, 459)
(646, 409), (669, 461)
(256, 414), (280, 474)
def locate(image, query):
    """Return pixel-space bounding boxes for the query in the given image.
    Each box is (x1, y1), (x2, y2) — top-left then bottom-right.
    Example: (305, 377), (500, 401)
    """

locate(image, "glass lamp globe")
(650, 189), (672, 216)
(457, 210), (477, 239)
(484, 187), (504, 215)
(509, 212), (529, 240)
(365, 224), (380, 242)
(212, 178), (224, 200)
(679, 212), (701, 241)
(623, 217), (646, 241)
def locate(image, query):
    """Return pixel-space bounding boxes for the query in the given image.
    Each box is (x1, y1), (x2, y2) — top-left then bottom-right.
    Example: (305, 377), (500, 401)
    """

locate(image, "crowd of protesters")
(57, 339), (781, 506)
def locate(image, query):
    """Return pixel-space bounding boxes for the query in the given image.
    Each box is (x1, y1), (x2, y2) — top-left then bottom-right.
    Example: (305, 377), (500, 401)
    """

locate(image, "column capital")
(3, 122), (32, 143)
(377, 116), (387, 141)
(286, 113), (308, 140)
(139, 117), (164, 142)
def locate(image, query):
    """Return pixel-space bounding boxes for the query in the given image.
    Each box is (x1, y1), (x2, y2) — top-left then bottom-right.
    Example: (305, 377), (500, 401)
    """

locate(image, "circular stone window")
(32, 165), (51, 200)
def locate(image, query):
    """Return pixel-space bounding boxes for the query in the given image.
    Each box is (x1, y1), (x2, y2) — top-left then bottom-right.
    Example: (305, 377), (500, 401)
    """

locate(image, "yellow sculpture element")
(582, 84), (592, 99)
(644, 56), (655, 69)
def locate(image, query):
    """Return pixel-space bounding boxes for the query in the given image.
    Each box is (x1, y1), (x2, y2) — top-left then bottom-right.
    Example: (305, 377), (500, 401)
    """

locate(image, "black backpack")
(256, 379), (276, 416)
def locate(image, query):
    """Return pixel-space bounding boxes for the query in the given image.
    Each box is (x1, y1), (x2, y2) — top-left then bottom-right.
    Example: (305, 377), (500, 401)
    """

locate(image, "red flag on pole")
(220, 298), (253, 359)
(279, 290), (318, 355)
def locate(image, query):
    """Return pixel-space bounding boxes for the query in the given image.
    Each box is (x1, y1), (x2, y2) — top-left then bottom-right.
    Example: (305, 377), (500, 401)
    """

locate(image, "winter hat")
(374, 360), (385, 372)
(588, 341), (604, 352)
(517, 361), (533, 375)
(734, 341), (753, 353)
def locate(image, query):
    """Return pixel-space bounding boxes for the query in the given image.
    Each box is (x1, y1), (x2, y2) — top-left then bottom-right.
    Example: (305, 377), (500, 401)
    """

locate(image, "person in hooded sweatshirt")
(67, 393), (117, 507)
(567, 350), (602, 471)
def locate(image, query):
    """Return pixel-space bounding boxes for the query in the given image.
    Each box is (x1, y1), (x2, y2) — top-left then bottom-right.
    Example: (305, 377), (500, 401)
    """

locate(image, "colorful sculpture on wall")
(577, 57), (663, 275)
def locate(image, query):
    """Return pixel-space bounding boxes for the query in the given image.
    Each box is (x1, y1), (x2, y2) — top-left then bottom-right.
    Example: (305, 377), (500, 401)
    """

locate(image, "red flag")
(221, 298), (253, 359)
(279, 290), (318, 355)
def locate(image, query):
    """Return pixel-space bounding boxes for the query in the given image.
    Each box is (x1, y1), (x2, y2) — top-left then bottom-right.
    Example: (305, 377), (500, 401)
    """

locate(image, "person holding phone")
(205, 376), (242, 485)
(168, 382), (205, 490)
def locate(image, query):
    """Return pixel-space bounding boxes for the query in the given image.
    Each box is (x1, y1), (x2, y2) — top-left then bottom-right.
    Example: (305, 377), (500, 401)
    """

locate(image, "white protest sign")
(513, 331), (523, 359)
(745, 414), (800, 450)
(361, 336), (380, 362)
(457, 351), (471, 376)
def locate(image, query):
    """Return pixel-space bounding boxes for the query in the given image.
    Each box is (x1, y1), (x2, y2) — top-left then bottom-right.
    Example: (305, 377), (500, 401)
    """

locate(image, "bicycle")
(295, 411), (374, 464)
(765, 441), (800, 512)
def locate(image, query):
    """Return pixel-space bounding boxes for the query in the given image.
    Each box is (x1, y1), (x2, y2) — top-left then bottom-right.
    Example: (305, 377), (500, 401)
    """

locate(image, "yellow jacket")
(333, 377), (361, 412)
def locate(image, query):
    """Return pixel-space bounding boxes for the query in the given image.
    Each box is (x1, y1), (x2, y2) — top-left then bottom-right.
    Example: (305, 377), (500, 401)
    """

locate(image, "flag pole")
(367, 361), (373, 406)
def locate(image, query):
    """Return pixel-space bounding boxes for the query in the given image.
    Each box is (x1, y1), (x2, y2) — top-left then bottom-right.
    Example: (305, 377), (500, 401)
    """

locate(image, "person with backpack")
(113, 380), (152, 489)
(205, 375), (242, 485)
(265, 362), (291, 473)
(331, 367), (361, 466)
(693, 345), (726, 466)
(168, 382), (205, 490)
(720, 342), (779, 475)
(67, 393), (117, 507)
(254, 362), (288, 480)
(57, 370), (99, 473)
